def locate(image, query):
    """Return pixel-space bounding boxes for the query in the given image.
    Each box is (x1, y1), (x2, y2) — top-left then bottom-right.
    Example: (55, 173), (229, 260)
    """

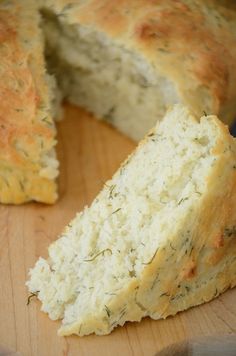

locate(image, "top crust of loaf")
(0, 0), (58, 203)
(2, 0), (236, 204)
(43, 0), (236, 124)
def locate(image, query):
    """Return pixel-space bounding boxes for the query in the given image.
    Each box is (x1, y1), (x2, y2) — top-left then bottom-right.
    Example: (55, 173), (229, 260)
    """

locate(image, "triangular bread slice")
(27, 105), (236, 336)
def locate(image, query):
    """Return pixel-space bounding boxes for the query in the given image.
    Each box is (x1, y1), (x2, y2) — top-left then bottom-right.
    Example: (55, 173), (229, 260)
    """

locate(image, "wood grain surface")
(156, 335), (236, 356)
(0, 104), (236, 356)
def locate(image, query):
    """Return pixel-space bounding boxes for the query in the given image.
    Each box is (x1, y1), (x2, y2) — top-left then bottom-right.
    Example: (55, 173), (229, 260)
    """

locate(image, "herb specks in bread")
(27, 105), (236, 336)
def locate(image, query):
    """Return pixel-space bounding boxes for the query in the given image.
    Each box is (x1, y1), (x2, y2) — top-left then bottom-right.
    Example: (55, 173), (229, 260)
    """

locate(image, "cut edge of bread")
(27, 105), (236, 336)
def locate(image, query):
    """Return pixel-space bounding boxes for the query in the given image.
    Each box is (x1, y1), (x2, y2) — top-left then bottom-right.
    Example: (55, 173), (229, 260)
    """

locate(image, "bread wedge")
(27, 105), (236, 336)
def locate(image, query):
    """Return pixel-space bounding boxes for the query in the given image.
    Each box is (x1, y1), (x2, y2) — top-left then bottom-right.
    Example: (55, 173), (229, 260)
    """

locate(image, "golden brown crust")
(138, 118), (236, 319)
(46, 0), (236, 124)
(0, 1), (58, 204)
(2, 0), (236, 204)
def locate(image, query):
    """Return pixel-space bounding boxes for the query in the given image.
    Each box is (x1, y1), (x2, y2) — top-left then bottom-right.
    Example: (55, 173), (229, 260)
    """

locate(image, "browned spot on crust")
(213, 233), (224, 249)
(135, 5), (202, 43)
(0, 11), (17, 42)
(76, 0), (128, 35)
(181, 259), (196, 280)
(135, 4), (232, 107)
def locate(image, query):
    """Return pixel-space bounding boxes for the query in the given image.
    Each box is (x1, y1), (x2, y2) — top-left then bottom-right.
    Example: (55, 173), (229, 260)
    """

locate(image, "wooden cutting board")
(1, 104), (236, 356)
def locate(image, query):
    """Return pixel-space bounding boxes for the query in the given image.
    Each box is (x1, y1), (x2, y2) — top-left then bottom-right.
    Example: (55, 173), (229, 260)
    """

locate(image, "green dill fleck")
(151, 273), (159, 290)
(142, 247), (159, 265)
(160, 292), (170, 297)
(158, 48), (168, 53)
(42, 116), (51, 125)
(84, 248), (112, 262)
(19, 180), (25, 192)
(117, 307), (127, 322)
(27, 292), (39, 306)
(18, 148), (29, 158)
(182, 235), (190, 249)
(177, 197), (189, 205)
(111, 208), (121, 215)
(104, 107), (115, 122)
(129, 270), (136, 278)
(203, 111), (207, 117)
(135, 299), (146, 312)
(104, 305), (111, 318)
(169, 242), (176, 251)
(109, 185), (116, 199)
(224, 226), (236, 238)
(103, 181), (109, 188)
(171, 293), (183, 301)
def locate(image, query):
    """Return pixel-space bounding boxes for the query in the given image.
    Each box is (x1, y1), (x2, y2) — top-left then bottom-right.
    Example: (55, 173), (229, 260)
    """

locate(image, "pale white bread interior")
(40, 0), (236, 140)
(2, 0), (236, 203)
(41, 11), (178, 141)
(27, 105), (236, 336)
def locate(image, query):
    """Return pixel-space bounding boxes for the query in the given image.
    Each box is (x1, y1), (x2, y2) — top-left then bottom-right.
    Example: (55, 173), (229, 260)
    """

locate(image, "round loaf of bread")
(1, 0), (236, 203)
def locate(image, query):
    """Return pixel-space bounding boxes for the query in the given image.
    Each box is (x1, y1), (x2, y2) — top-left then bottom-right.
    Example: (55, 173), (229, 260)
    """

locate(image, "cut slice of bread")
(27, 105), (236, 336)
